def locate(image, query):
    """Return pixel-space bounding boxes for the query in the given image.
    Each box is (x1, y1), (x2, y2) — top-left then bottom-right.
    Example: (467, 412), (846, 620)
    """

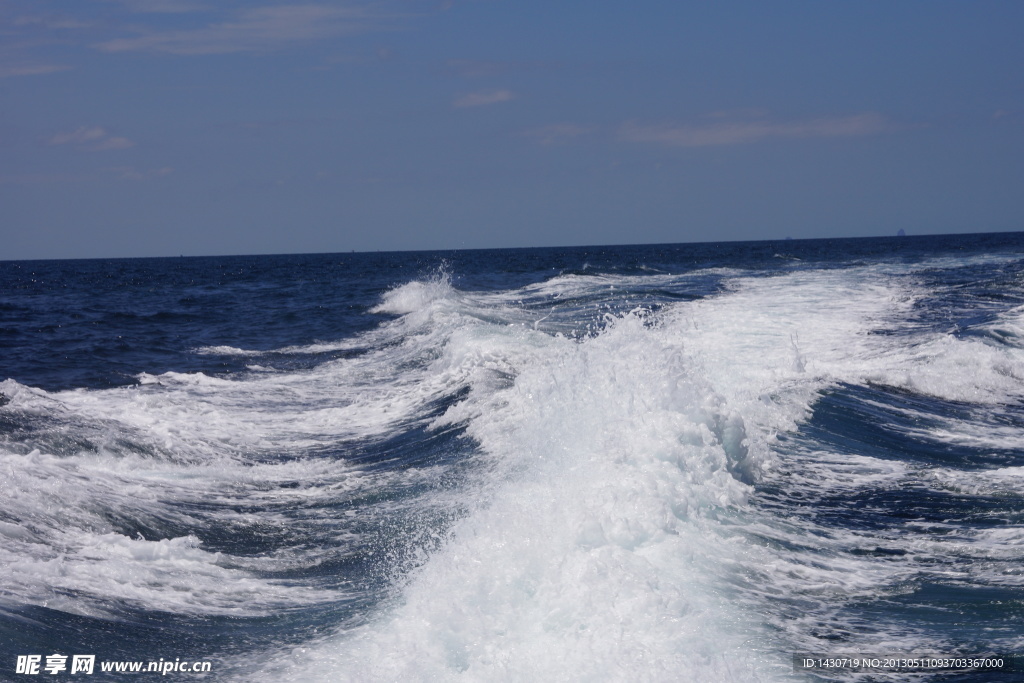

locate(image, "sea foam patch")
(295, 261), (1023, 678)
(248, 285), (809, 681)
(7, 249), (1024, 678)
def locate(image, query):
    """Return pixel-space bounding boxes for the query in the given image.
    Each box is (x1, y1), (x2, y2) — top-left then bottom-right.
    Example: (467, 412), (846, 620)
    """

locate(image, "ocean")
(2, 233), (1024, 681)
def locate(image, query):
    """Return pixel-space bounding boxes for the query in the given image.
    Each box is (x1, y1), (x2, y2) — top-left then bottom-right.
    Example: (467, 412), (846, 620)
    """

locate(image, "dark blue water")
(2, 233), (1023, 681)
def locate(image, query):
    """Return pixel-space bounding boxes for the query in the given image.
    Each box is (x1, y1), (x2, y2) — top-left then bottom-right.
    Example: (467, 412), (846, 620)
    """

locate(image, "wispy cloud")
(91, 136), (136, 151)
(12, 15), (93, 30)
(523, 123), (596, 145)
(446, 59), (553, 79)
(447, 59), (505, 79)
(0, 166), (172, 185)
(992, 109), (1023, 123)
(104, 0), (211, 13)
(48, 127), (107, 145)
(453, 89), (515, 108)
(0, 63), (72, 78)
(94, 4), (386, 55)
(0, 172), (87, 185)
(106, 165), (174, 180)
(620, 113), (890, 147)
(48, 126), (135, 151)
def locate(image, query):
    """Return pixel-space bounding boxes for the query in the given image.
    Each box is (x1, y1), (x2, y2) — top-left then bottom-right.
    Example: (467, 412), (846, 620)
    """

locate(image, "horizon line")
(2, 228), (1021, 264)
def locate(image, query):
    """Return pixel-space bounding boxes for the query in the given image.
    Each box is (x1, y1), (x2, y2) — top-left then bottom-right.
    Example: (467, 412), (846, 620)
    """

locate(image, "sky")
(1, 0), (1023, 259)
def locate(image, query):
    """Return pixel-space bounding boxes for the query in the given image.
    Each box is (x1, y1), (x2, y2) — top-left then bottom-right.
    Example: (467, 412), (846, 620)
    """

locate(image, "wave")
(6, 252), (1024, 679)
(238, 264), (923, 680)
(248, 310), (779, 680)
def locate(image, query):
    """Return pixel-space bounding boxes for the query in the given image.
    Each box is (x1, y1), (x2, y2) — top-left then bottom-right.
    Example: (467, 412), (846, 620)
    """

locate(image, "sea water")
(2, 234), (1023, 681)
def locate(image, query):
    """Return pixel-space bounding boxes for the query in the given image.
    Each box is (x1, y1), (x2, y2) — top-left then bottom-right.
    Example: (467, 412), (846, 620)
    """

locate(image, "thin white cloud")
(106, 0), (211, 13)
(992, 109), (1022, 122)
(92, 136), (136, 150)
(453, 89), (515, 108)
(0, 64), (73, 78)
(523, 123), (596, 145)
(704, 107), (771, 120)
(447, 59), (506, 78)
(0, 172), (86, 185)
(94, 4), (385, 55)
(0, 167), (172, 184)
(620, 113), (890, 147)
(13, 15), (93, 29)
(446, 59), (553, 79)
(48, 126), (135, 151)
(107, 166), (174, 180)
(49, 127), (108, 145)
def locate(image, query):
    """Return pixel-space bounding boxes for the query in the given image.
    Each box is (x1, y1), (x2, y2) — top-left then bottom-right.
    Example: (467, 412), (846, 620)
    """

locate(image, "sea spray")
(254, 308), (781, 681)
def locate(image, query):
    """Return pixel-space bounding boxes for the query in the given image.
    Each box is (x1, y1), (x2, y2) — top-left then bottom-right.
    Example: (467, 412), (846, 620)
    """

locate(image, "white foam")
(0, 531), (331, 618)
(272, 259), (1023, 679)
(370, 272), (459, 317)
(659, 266), (919, 438)
(0, 272), (596, 622)
(862, 334), (1024, 404)
(0, 444), (373, 617)
(983, 305), (1024, 348)
(195, 340), (369, 357)
(928, 466), (1024, 497)
(194, 345), (263, 356)
(248, 308), (788, 681)
(668, 263), (1024, 409)
(229, 264), (928, 679)
(7, 253), (1024, 674)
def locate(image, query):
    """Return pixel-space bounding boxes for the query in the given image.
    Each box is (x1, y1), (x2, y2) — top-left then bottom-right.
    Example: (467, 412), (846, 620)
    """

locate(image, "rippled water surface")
(3, 233), (1024, 681)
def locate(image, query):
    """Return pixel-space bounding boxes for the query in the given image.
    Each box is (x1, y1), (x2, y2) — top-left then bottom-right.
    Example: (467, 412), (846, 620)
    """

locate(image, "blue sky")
(2, 1), (1022, 259)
